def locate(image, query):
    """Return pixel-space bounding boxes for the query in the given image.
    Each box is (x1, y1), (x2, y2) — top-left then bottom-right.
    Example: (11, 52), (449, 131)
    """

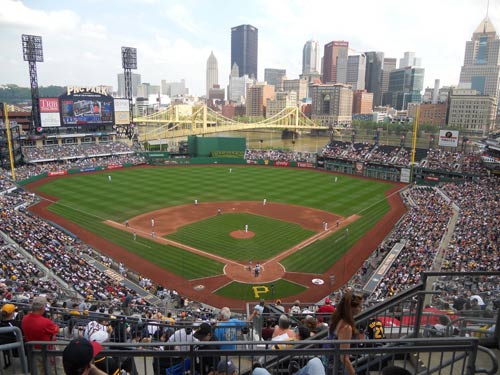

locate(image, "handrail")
(0, 326), (28, 374)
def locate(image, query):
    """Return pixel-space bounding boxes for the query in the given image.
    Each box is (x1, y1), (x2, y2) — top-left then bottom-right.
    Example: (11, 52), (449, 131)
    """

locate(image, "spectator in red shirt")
(317, 298), (335, 314)
(21, 296), (62, 375)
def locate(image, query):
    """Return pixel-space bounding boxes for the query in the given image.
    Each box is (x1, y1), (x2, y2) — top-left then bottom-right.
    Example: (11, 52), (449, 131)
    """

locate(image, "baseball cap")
(217, 359), (237, 374)
(253, 368), (271, 375)
(32, 296), (48, 310)
(89, 330), (109, 344)
(325, 298), (331, 304)
(63, 338), (102, 375)
(1, 304), (16, 314)
(193, 322), (212, 340)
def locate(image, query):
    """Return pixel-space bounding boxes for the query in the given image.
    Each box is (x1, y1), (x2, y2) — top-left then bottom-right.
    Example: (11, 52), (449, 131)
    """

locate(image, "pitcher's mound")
(230, 230), (255, 239)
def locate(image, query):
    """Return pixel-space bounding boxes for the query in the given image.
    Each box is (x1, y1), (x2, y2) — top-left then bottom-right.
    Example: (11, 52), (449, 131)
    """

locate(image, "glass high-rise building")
(365, 51), (384, 106)
(231, 24), (258, 79)
(459, 17), (500, 109)
(302, 40), (321, 75)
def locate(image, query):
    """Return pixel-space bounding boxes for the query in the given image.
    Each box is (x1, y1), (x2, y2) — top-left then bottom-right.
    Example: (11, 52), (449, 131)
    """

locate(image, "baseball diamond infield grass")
(35, 166), (395, 299)
(167, 213), (315, 260)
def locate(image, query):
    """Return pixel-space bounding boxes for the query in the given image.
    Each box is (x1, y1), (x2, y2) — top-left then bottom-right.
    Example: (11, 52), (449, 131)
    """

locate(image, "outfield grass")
(167, 213), (314, 260)
(36, 166), (395, 293)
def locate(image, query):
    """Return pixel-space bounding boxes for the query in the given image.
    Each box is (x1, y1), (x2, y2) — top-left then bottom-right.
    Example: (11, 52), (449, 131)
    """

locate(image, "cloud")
(0, 0), (81, 32)
(161, 3), (202, 36)
(80, 22), (108, 40)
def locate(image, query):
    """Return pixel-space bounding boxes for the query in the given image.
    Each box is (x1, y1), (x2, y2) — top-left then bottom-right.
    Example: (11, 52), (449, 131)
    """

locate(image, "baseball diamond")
(27, 165), (406, 309)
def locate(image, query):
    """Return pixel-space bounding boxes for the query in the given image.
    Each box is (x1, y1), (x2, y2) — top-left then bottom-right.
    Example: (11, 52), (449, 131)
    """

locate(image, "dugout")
(187, 135), (246, 158)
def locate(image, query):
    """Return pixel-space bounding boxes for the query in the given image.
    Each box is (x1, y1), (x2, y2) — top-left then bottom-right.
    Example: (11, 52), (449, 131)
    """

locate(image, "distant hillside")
(0, 84), (66, 105)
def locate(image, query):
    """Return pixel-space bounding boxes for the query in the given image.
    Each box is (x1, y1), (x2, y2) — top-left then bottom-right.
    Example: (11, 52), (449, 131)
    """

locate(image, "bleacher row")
(320, 141), (488, 174)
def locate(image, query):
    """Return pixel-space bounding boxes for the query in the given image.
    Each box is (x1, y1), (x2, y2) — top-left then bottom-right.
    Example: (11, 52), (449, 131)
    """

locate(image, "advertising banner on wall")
(59, 88), (114, 126)
(400, 168), (411, 183)
(39, 98), (61, 127)
(114, 98), (130, 125)
(438, 130), (459, 147)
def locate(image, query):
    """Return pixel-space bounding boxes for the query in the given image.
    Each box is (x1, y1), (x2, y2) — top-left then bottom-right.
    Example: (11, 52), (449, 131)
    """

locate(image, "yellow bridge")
(134, 104), (329, 141)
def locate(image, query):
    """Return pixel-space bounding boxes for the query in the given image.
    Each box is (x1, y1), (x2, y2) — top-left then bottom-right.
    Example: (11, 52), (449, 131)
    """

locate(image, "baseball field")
(28, 165), (406, 308)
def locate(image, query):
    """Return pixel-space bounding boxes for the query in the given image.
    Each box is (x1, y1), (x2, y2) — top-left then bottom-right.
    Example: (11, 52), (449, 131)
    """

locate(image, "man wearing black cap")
(63, 337), (107, 375)
(194, 323), (220, 375)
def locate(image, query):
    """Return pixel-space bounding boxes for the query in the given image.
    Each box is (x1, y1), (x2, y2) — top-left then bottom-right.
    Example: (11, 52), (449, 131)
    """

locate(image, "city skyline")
(0, 0), (499, 96)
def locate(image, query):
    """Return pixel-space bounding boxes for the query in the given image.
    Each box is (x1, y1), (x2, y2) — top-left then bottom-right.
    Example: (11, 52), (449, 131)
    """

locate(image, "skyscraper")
(264, 68), (286, 90)
(322, 41), (349, 83)
(365, 51), (384, 107)
(459, 17), (500, 116)
(206, 51), (218, 97)
(347, 54), (366, 91)
(231, 24), (258, 79)
(399, 52), (421, 68)
(117, 73), (141, 97)
(387, 67), (425, 110)
(302, 40), (321, 75)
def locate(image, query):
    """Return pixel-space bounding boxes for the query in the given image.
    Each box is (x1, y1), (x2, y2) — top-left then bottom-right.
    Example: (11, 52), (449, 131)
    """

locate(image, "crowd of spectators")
(0, 188), (140, 306)
(244, 149), (316, 163)
(321, 141), (412, 167)
(22, 141), (134, 162)
(440, 178), (498, 273)
(368, 186), (453, 302)
(320, 141), (489, 175)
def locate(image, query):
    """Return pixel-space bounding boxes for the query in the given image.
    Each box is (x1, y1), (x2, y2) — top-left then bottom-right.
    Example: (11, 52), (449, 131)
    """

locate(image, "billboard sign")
(39, 98), (61, 127)
(438, 130), (459, 147)
(59, 89), (114, 126)
(114, 98), (130, 125)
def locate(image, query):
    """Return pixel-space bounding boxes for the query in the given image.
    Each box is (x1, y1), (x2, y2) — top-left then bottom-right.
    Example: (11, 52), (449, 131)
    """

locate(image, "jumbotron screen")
(60, 93), (114, 125)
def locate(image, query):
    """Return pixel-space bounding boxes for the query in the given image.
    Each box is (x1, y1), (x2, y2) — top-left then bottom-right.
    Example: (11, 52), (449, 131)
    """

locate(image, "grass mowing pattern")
(167, 213), (314, 260)
(36, 166), (394, 283)
(281, 198), (389, 273)
(215, 279), (307, 301)
(48, 204), (223, 279)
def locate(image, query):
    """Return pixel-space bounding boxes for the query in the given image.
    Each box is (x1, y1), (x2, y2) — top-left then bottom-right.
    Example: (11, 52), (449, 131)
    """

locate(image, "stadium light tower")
(22, 34), (43, 134)
(121, 46), (137, 138)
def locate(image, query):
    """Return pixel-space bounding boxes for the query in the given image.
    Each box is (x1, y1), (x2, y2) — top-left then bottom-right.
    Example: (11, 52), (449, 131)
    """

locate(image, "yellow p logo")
(252, 286), (269, 298)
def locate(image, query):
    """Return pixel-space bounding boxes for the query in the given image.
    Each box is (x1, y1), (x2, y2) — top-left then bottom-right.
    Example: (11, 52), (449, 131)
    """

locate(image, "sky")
(0, 0), (499, 97)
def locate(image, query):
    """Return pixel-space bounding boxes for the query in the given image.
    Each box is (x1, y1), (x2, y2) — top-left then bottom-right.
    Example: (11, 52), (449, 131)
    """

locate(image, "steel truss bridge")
(133, 105), (335, 141)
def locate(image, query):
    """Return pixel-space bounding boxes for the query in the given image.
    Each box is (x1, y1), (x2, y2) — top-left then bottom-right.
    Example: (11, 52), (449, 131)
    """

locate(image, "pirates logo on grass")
(194, 285), (205, 291)
(252, 285), (270, 298)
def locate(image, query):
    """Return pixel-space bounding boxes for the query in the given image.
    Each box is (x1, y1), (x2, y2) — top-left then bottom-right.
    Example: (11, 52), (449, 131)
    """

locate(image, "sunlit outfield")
(35, 166), (395, 299)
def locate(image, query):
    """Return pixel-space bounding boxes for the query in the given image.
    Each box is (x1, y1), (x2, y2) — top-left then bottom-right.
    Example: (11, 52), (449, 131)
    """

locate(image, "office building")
(322, 41), (349, 83)
(380, 58), (397, 106)
(231, 24), (258, 79)
(347, 54), (366, 90)
(161, 79), (188, 97)
(302, 40), (321, 75)
(267, 91), (297, 117)
(282, 78), (309, 103)
(399, 51), (421, 68)
(117, 73), (141, 98)
(206, 51), (219, 97)
(365, 51), (384, 107)
(310, 83), (353, 126)
(448, 88), (497, 135)
(352, 90), (373, 114)
(227, 63), (255, 103)
(246, 83), (275, 117)
(264, 68), (286, 90)
(418, 103), (448, 126)
(459, 17), (500, 123)
(386, 66), (425, 110)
